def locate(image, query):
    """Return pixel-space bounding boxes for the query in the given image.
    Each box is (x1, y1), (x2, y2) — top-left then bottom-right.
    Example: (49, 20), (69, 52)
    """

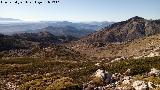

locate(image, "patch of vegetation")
(0, 56), (160, 89)
(0, 57), (98, 84)
(91, 77), (104, 86)
(45, 77), (80, 90)
(18, 75), (62, 90)
(103, 57), (160, 75)
(134, 75), (160, 84)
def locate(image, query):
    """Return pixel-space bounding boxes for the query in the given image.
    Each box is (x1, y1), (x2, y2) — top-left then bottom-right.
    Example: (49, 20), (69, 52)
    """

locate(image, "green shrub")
(103, 57), (160, 75)
(91, 77), (104, 86)
(45, 77), (80, 90)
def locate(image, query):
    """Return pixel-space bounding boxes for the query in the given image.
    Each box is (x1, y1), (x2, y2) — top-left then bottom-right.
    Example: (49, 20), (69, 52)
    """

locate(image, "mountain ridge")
(27, 26), (93, 38)
(69, 16), (160, 59)
(78, 16), (160, 44)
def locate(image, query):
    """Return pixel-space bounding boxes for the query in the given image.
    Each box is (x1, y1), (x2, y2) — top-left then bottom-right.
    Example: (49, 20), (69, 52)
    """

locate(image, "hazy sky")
(0, 0), (160, 22)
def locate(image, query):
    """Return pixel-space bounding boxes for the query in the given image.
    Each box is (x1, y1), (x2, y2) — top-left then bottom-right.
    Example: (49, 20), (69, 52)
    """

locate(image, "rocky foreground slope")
(83, 68), (160, 90)
(0, 56), (160, 90)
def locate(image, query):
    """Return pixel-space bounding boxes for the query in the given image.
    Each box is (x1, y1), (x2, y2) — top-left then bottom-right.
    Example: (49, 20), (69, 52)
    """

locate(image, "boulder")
(149, 68), (160, 76)
(111, 73), (122, 83)
(132, 80), (148, 90)
(94, 69), (112, 84)
(148, 82), (156, 89)
(147, 52), (159, 57)
(122, 76), (132, 85)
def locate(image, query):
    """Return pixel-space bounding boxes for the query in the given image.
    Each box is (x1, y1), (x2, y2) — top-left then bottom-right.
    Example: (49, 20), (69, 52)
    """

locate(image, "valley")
(0, 16), (160, 90)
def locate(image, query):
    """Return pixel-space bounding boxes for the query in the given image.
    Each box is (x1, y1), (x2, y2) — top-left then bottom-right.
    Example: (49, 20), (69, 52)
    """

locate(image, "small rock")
(148, 82), (156, 89)
(111, 73), (122, 83)
(6, 82), (17, 90)
(95, 63), (100, 66)
(122, 79), (131, 85)
(84, 84), (94, 90)
(123, 69), (131, 75)
(45, 73), (52, 77)
(122, 76), (132, 85)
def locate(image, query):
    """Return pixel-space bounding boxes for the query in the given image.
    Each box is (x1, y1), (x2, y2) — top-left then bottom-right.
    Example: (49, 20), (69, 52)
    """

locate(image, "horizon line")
(0, 16), (160, 23)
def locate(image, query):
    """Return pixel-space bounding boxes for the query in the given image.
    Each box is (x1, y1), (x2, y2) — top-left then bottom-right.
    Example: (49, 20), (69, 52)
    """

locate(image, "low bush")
(103, 57), (160, 75)
(45, 77), (80, 90)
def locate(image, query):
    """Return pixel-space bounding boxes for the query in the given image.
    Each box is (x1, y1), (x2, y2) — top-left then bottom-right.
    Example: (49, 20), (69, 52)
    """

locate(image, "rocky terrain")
(0, 16), (160, 90)
(84, 68), (160, 90)
(0, 56), (160, 90)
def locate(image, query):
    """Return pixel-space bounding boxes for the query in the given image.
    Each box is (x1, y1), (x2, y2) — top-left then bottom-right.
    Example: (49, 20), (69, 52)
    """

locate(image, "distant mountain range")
(27, 26), (94, 38)
(0, 20), (114, 37)
(0, 17), (21, 22)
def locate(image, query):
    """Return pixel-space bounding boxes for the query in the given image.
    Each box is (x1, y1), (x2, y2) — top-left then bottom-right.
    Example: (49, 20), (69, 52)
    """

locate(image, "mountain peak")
(128, 16), (145, 21)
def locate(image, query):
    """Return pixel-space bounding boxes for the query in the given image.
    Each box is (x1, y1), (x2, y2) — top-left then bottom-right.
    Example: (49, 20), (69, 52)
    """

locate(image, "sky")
(0, 0), (160, 22)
